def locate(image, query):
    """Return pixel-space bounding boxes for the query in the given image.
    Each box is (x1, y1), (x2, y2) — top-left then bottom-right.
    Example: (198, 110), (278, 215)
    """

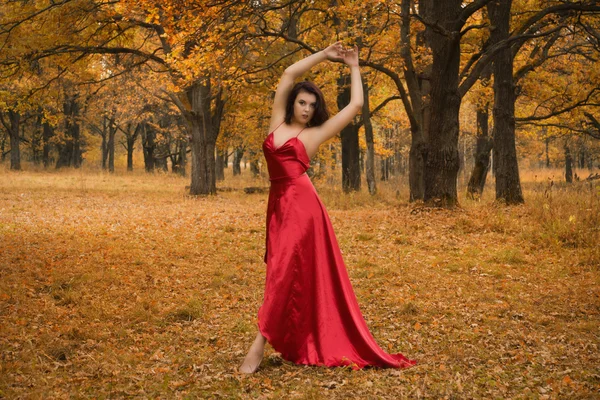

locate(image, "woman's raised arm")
(306, 46), (363, 148)
(269, 42), (345, 133)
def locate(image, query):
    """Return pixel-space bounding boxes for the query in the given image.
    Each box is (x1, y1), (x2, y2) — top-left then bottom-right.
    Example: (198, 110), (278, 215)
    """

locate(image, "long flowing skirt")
(258, 174), (416, 369)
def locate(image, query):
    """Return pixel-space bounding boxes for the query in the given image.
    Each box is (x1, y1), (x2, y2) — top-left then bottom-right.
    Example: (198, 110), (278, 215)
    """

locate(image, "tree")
(488, 0), (524, 203)
(0, 109), (21, 170)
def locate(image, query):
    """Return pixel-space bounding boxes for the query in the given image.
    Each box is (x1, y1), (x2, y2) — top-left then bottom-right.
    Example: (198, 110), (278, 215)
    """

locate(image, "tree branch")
(459, 25), (564, 97)
(356, 95), (401, 127)
(516, 88), (599, 122)
(27, 45), (166, 66)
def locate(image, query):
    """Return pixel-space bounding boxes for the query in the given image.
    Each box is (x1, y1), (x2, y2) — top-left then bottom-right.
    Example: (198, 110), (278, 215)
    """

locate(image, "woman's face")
(293, 90), (317, 125)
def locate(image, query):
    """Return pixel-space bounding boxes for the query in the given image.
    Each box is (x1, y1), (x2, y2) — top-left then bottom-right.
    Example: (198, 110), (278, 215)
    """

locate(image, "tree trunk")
(125, 125), (134, 172)
(380, 129), (390, 182)
(178, 139), (187, 176)
(124, 123), (141, 172)
(101, 116), (109, 170)
(578, 144), (586, 169)
(42, 122), (53, 168)
(126, 144), (133, 171)
(107, 130), (115, 172)
(107, 113), (116, 173)
(32, 112), (43, 165)
(0, 130), (6, 162)
(467, 102), (493, 199)
(189, 120), (211, 191)
(565, 145), (573, 183)
(233, 147), (243, 176)
(489, 0), (524, 204)
(157, 156), (168, 172)
(401, 0), (429, 201)
(330, 144), (336, 172)
(341, 123), (360, 192)
(409, 136), (426, 201)
(423, 0), (462, 207)
(8, 110), (21, 170)
(216, 148), (225, 181)
(56, 94), (82, 169)
(338, 74), (360, 192)
(362, 83), (376, 194)
(72, 103), (82, 169)
(545, 135), (550, 168)
(142, 122), (156, 172)
(185, 81), (223, 195)
(250, 157), (260, 177)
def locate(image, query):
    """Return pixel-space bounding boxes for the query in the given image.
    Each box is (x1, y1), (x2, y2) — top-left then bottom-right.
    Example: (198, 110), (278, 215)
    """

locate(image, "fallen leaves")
(0, 171), (598, 398)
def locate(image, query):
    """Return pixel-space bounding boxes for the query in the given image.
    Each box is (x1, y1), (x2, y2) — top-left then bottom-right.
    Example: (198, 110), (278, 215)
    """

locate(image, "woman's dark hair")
(285, 81), (329, 127)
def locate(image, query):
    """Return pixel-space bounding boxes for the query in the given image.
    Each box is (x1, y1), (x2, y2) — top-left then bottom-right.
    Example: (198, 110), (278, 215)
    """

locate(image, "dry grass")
(0, 166), (598, 399)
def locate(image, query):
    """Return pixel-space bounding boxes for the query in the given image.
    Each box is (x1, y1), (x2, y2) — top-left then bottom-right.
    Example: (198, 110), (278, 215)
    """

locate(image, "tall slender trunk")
(72, 102), (82, 168)
(216, 148), (225, 181)
(56, 94), (81, 169)
(467, 100), (493, 199)
(489, 0), (524, 204)
(250, 153), (260, 177)
(380, 128), (390, 181)
(362, 83), (376, 195)
(233, 147), (243, 175)
(142, 122), (156, 172)
(0, 131), (6, 162)
(126, 144), (134, 171)
(578, 144), (586, 169)
(8, 110), (21, 170)
(338, 74), (360, 192)
(545, 134), (550, 168)
(124, 123), (141, 172)
(108, 129), (115, 172)
(565, 145), (573, 183)
(341, 124), (360, 192)
(401, 0), (428, 201)
(107, 113), (116, 173)
(178, 139), (187, 177)
(101, 116), (108, 170)
(32, 112), (43, 165)
(42, 122), (53, 168)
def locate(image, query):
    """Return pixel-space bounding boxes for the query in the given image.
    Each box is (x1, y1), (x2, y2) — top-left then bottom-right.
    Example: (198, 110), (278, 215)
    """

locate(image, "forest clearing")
(1, 168), (598, 398)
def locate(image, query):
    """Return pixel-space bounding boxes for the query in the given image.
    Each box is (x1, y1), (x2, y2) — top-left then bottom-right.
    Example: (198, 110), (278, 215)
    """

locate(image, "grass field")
(0, 166), (598, 399)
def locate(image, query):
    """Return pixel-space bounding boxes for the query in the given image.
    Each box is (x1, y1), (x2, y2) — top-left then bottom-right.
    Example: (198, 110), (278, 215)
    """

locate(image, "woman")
(239, 42), (416, 373)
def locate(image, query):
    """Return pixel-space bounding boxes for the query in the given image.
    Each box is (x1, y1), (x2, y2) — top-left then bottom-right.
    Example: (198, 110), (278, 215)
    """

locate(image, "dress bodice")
(263, 132), (310, 182)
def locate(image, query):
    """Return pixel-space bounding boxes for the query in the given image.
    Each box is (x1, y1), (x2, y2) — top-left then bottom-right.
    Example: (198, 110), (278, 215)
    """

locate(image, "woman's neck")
(289, 119), (307, 129)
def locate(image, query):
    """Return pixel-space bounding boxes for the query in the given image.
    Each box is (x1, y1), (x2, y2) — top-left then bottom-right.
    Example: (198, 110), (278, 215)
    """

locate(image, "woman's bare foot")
(239, 332), (267, 374)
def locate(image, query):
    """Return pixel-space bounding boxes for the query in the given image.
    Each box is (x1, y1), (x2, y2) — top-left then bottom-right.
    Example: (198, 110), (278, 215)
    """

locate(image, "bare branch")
(516, 88), (599, 122)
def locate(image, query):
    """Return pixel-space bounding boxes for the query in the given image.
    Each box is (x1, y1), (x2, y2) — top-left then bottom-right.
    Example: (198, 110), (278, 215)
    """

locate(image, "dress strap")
(272, 121), (285, 133)
(296, 127), (306, 137)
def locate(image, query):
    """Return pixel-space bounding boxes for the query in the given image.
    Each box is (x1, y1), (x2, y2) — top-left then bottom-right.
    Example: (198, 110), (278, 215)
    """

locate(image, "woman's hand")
(323, 41), (344, 62)
(341, 45), (359, 67)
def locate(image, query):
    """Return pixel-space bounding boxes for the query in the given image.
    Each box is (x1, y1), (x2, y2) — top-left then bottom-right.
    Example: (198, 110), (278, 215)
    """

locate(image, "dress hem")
(256, 321), (417, 371)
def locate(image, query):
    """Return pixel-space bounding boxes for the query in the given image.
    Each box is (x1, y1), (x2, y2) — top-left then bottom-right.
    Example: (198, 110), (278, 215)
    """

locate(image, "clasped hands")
(323, 41), (359, 67)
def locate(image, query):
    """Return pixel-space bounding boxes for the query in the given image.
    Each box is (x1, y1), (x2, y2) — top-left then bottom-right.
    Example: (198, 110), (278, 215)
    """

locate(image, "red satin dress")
(257, 126), (416, 370)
